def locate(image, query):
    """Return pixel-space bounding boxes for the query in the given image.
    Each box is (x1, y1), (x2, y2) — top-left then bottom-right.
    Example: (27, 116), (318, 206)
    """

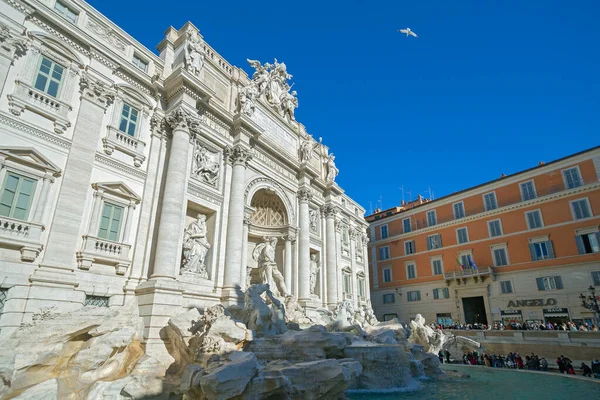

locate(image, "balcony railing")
(379, 178), (599, 239)
(444, 267), (494, 284)
(102, 126), (146, 167)
(76, 235), (131, 275)
(7, 80), (72, 134)
(0, 216), (44, 261)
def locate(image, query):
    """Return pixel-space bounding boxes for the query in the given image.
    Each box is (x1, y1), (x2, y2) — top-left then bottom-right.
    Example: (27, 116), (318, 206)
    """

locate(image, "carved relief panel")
(191, 140), (221, 188)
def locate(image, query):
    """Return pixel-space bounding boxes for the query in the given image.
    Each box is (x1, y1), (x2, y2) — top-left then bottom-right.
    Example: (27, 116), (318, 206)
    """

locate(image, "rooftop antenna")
(369, 201), (373, 215)
(378, 195), (383, 210)
(426, 186), (435, 200)
(399, 185), (405, 206)
(407, 189), (412, 202)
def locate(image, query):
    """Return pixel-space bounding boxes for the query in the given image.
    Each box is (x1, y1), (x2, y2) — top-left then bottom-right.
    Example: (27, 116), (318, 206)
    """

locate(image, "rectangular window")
(529, 240), (555, 261)
(132, 54), (148, 72)
(571, 199), (591, 220)
(520, 181), (537, 201)
(500, 280), (513, 294)
(453, 202), (465, 219)
(357, 278), (365, 297)
(536, 276), (563, 291)
(380, 224), (388, 239)
(54, 1), (78, 23)
(493, 248), (508, 266)
(575, 232), (600, 254)
(433, 288), (450, 299)
(379, 246), (390, 260)
(119, 103), (139, 137)
(427, 233), (442, 250)
(427, 210), (437, 226)
(483, 192), (498, 211)
(383, 268), (392, 283)
(0, 172), (37, 221)
(407, 290), (421, 302)
(403, 218), (412, 233)
(98, 202), (124, 241)
(432, 259), (443, 275)
(563, 167), (582, 189)
(343, 274), (352, 294)
(406, 263), (416, 279)
(456, 227), (469, 244)
(84, 295), (109, 307)
(488, 219), (503, 237)
(525, 210), (543, 229)
(383, 293), (395, 304)
(592, 271), (600, 286)
(404, 240), (415, 255)
(34, 57), (64, 98)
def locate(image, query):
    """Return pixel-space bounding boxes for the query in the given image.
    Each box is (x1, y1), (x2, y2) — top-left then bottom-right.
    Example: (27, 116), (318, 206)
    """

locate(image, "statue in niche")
(185, 30), (205, 75)
(239, 84), (259, 116)
(299, 133), (322, 163)
(181, 214), (210, 278)
(309, 209), (318, 233)
(252, 237), (289, 298)
(325, 153), (339, 183)
(193, 145), (219, 185)
(309, 253), (320, 296)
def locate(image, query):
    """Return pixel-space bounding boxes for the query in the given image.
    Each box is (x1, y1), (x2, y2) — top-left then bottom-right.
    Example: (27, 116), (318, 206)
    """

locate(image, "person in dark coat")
(438, 350), (444, 363)
(581, 362), (592, 377)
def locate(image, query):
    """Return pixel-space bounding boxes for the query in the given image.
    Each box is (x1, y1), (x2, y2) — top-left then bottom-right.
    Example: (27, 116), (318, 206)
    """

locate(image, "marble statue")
(185, 30), (205, 75)
(284, 296), (314, 325)
(363, 302), (378, 326)
(299, 134), (322, 163)
(244, 283), (287, 336)
(252, 237), (289, 297)
(309, 253), (320, 295)
(325, 153), (339, 183)
(193, 145), (220, 185)
(181, 214), (210, 278)
(309, 209), (318, 232)
(241, 58), (298, 121)
(327, 300), (366, 336)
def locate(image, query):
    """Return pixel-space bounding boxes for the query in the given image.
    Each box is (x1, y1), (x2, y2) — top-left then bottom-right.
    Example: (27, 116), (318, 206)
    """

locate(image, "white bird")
(398, 28), (418, 38)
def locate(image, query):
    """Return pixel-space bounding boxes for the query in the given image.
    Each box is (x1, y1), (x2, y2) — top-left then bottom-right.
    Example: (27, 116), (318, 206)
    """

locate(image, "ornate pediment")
(0, 147), (61, 176)
(92, 181), (141, 204)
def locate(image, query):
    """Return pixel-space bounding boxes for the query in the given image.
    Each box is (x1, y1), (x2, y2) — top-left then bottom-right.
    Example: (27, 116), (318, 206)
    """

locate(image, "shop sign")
(501, 310), (522, 315)
(543, 308), (569, 314)
(506, 298), (557, 307)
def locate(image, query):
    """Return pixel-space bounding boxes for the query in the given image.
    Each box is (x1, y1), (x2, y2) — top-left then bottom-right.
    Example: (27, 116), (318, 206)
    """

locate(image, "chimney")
(538, 161), (545, 166)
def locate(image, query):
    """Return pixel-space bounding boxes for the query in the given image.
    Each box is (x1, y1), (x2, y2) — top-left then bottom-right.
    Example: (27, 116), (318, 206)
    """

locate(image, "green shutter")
(554, 276), (563, 290)
(546, 241), (555, 259)
(529, 244), (538, 261)
(98, 203), (112, 239)
(433, 289), (439, 299)
(575, 235), (585, 254)
(536, 277), (545, 291)
(108, 205), (122, 241)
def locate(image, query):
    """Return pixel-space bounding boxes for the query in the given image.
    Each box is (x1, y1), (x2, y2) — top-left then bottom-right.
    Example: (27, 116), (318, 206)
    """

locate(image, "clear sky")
(87, 0), (599, 214)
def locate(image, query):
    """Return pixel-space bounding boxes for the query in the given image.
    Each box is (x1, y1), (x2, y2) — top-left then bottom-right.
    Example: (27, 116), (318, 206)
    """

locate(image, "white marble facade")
(0, 0), (370, 354)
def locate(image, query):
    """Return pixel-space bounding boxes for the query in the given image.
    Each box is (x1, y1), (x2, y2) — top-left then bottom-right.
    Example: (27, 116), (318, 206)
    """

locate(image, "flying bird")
(398, 28), (417, 38)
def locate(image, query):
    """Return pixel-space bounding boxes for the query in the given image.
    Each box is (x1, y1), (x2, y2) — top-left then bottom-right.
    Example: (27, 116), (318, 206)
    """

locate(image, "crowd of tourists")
(438, 350), (600, 379)
(433, 321), (598, 331)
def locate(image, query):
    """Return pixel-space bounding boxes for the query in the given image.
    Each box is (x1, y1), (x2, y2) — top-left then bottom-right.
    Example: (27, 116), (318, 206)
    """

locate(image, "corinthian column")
(222, 145), (253, 302)
(283, 233), (296, 291)
(151, 108), (196, 279)
(323, 203), (338, 307)
(297, 187), (312, 303)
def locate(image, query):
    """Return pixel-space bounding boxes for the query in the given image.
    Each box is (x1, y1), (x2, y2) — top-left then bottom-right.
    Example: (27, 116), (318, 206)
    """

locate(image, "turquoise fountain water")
(346, 364), (600, 399)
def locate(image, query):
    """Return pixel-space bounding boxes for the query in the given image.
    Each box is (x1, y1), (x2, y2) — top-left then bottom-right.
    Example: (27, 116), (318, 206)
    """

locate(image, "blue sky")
(87, 0), (599, 214)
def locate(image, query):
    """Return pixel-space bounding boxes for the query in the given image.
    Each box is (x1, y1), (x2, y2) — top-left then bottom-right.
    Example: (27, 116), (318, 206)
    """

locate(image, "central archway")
(250, 188), (287, 227)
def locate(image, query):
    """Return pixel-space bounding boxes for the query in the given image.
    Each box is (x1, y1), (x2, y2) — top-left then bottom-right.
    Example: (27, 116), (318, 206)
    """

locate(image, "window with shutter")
(520, 181), (537, 201)
(383, 268), (392, 283)
(525, 210), (543, 229)
(98, 202), (124, 241)
(403, 218), (412, 233)
(591, 271), (600, 286)
(530, 241), (554, 261)
(383, 293), (395, 304)
(493, 248), (508, 266)
(575, 233), (600, 254)
(500, 280), (513, 293)
(457, 227), (469, 244)
(406, 263), (416, 279)
(427, 210), (437, 226)
(0, 173), (37, 221)
(563, 167), (582, 189)
(483, 192), (497, 211)
(488, 220), (503, 237)
(404, 240), (415, 255)
(453, 202), (465, 219)
(433, 288), (439, 299)
(571, 199), (591, 220)
(432, 259), (443, 275)
(537, 276), (562, 291)
(380, 224), (388, 239)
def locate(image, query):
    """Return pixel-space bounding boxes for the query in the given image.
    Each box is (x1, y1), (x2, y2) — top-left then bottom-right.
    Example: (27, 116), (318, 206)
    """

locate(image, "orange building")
(367, 146), (600, 327)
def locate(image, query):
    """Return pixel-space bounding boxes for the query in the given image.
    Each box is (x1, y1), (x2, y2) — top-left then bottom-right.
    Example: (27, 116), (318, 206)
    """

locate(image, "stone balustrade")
(102, 126), (147, 167)
(76, 235), (131, 275)
(7, 80), (71, 134)
(0, 216), (44, 261)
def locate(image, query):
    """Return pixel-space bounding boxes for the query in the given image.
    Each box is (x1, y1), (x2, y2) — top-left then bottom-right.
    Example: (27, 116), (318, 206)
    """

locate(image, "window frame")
(490, 243), (509, 267)
(97, 201), (125, 242)
(591, 271), (600, 287)
(575, 227), (600, 255)
(404, 240), (415, 255)
(405, 261), (417, 280)
(487, 218), (503, 238)
(536, 275), (563, 291)
(54, 0), (79, 24)
(570, 197), (592, 221)
(427, 233), (442, 250)
(528, 236), (555, 261)
(0, 171), (38, 221)
(483, 191), (498, 211)
(453, 201), (465, 219)
(382, 267), (392, 283)
(380, 224), (388, 239)
(426, 210), (437, 226)
(132, 53), (149, 72)
(519, 180), (537, 201)
(433, 287), (450, 300)
(402, 217), (412, 233)
(407, 290), (421, 302)
(342, 272), (352, 294)
(562, 166), (583, 190)
(379, 246), (390, 260)
(33, 55), (66, 99)
(456, 227), (469, 244)
(431, 256), (444, 276)
(500, 280), (514, 294)
(525, 209), (544, 230)
(382, 293), (395, 304)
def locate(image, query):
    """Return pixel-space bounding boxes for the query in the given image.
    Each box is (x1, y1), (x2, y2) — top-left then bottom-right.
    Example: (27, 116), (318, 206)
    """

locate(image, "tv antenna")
(378, 195), (383, 210)
(399, 185), (405, 205)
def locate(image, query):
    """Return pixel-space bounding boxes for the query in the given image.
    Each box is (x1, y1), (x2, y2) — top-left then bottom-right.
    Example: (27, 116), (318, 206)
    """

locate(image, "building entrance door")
(462, 296), (488, 325)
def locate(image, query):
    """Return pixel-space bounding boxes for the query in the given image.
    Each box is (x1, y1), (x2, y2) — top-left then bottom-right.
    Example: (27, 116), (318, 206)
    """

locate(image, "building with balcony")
(0, 0), (370, 360)
(367, 146), (600, 327)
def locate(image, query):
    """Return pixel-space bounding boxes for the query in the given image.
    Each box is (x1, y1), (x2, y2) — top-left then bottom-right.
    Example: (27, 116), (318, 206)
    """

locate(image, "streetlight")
(579, 285), (600, 327)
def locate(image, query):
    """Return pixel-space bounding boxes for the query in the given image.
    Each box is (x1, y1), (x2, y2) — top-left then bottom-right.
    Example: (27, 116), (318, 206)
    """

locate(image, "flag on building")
(456, 257), (465, 270)
(468, 255), (478, 270)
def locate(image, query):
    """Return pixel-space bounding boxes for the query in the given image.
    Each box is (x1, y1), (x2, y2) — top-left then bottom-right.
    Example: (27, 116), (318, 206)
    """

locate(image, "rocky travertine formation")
(0, 297), (448, 399)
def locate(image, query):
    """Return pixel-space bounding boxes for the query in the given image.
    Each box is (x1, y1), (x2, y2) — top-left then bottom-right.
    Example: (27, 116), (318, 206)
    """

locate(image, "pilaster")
(323, 203), (338, 307)
(297, 187), (312, 304)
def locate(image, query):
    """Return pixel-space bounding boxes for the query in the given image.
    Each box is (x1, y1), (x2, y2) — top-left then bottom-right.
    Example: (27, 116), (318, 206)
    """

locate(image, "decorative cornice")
(94, 153), (147, 180)
(79, 71), (115, 110)
(187, 181), (223, 206)
(0, 22), (29, 62)
(113, 67), (154, 96)
(226, 144), (253, 166)
(0, 112), (70, 149)
(27, 16), (90, 59)
(297, 187), (312, 203)
(2, 0), (33, 15)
